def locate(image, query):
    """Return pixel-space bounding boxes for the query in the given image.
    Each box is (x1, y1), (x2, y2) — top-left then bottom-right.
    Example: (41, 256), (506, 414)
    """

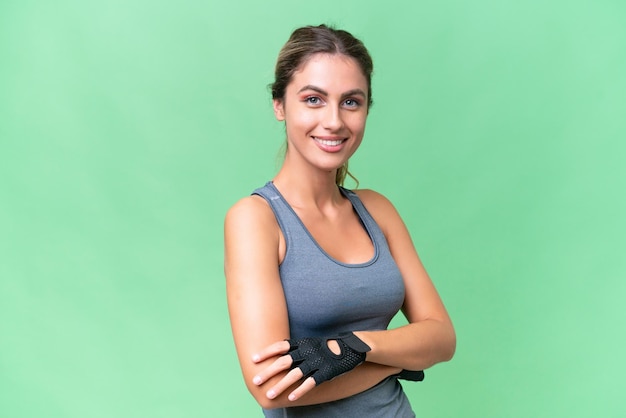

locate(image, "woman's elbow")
(244, 381), (272, 409)
(254, 394), (277, 410)
(243, 377), (289, 410)
(440, 324), (456, 362)
(251, 391), (291, 410)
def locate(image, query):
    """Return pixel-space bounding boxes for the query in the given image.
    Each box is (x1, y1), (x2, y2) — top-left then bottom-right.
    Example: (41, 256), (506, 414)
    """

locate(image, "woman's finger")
(287, 376), (317, 401)
(265, 367), (304, 400)
(252, 354), (293, 386)
(252, 340), (291, 363)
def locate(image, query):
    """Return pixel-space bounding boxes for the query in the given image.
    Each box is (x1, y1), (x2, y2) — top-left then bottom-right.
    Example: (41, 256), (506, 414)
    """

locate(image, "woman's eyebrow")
(341, 89), (367, 99)
(297, 85), (367, 98)
(297, 85), (327, 95)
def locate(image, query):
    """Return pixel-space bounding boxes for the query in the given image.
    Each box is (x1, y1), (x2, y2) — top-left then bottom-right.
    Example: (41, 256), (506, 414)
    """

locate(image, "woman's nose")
(321, 105), (344, 131)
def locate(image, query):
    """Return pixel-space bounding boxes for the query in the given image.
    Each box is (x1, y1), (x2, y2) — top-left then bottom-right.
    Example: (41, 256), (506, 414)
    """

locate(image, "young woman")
(225, 24), (456, 417)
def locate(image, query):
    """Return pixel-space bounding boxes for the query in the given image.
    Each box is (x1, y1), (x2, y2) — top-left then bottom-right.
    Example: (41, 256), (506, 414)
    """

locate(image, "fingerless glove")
(287, 332), (371, 385)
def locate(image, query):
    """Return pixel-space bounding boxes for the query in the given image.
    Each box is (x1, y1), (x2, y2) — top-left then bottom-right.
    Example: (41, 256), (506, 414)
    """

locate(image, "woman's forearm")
(251, 362), (400, 409)
(356, 319), (456, 372)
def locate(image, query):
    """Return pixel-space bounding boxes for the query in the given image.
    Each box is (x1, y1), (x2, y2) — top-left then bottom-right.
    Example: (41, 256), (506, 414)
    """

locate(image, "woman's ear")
(273, 99), (285, 121)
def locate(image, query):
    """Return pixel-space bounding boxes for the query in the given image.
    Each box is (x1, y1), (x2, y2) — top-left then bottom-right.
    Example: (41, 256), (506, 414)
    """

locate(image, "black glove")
(287, 332), (371, 385)
(395, 369), (425, 381)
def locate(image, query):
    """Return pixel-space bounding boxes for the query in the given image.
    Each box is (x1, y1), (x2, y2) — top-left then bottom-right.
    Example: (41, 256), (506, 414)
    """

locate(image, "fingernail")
(267, 390), (276, 399)
(253, 376), (262, 385)
(252, 354), (260, 362)
(288, 393), (297, 401)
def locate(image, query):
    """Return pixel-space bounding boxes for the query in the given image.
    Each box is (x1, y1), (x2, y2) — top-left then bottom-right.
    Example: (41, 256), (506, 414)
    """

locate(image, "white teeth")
(314, 137), (344, 146)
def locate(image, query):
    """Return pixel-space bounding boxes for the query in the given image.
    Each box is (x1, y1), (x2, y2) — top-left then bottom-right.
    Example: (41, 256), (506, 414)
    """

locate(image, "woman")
(225, 24), (456, 417)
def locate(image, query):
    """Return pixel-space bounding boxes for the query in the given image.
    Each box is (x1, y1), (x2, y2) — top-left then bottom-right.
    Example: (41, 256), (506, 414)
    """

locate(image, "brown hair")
(271, 24), (374, 187)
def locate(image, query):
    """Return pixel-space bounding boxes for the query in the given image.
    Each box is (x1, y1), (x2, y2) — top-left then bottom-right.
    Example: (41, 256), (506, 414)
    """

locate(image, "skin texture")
(225, 53), (456, 410)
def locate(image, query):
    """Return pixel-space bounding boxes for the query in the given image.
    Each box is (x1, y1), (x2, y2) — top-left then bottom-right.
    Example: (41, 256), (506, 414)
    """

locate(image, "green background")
(1, 0), (625, 416)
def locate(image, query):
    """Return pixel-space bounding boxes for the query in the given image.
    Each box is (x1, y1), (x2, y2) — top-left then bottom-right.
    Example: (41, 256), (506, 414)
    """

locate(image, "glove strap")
(337, 332), (371, 353)
(396, 369), (425, 381)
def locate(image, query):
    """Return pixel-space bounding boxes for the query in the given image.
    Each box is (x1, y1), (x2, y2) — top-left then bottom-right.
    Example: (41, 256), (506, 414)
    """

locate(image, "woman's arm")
(224, 196), (399, 409)
(249, 190), (456, 400)
(353, 189), (456, 370)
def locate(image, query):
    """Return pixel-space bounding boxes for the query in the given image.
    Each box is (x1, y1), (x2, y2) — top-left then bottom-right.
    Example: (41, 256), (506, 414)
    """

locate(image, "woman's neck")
(272, 165), (343, 211)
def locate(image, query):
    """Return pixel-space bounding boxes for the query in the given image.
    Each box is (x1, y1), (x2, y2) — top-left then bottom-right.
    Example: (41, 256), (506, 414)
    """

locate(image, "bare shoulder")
(225, 194), (276, 231)
(353, 188), (393, 208)
(224, 194), (281, 261)
(224, 194), (282, 271)
(353, 189), (404, 228)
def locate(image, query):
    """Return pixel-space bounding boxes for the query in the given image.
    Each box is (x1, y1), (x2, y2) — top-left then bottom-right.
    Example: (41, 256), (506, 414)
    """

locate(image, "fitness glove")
(287, 332), (371, 385)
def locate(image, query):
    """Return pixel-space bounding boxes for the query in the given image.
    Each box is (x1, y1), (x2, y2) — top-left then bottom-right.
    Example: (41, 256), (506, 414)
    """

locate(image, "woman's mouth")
(312, 137), (347, 147)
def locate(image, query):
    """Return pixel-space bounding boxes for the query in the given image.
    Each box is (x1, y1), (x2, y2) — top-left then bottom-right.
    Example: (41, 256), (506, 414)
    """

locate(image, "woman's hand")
(251, 333), (371, 402)
(251, 340), (316, 401)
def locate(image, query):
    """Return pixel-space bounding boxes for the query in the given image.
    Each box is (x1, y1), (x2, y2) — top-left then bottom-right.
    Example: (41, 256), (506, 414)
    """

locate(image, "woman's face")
(273, 53), (369, 175)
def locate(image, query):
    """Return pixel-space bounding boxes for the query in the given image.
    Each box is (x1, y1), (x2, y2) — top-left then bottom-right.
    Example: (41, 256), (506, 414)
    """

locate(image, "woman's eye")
(305, 96), (321, 105)
(343, 99), (360, 108)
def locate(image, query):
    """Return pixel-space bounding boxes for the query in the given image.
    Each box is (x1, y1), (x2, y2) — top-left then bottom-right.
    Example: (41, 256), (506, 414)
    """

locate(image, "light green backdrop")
(1, 1), (625, 417)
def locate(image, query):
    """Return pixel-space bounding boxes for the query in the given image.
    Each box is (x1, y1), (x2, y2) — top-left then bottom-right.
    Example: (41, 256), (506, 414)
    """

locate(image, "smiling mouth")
(312, 137), (347, 146)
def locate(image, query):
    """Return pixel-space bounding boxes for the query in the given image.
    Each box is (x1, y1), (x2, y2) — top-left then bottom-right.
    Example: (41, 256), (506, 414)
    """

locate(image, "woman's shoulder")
(224, 194), (277, 231)
(352, 188), (397, 214)
(352, 188), (405, 233)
